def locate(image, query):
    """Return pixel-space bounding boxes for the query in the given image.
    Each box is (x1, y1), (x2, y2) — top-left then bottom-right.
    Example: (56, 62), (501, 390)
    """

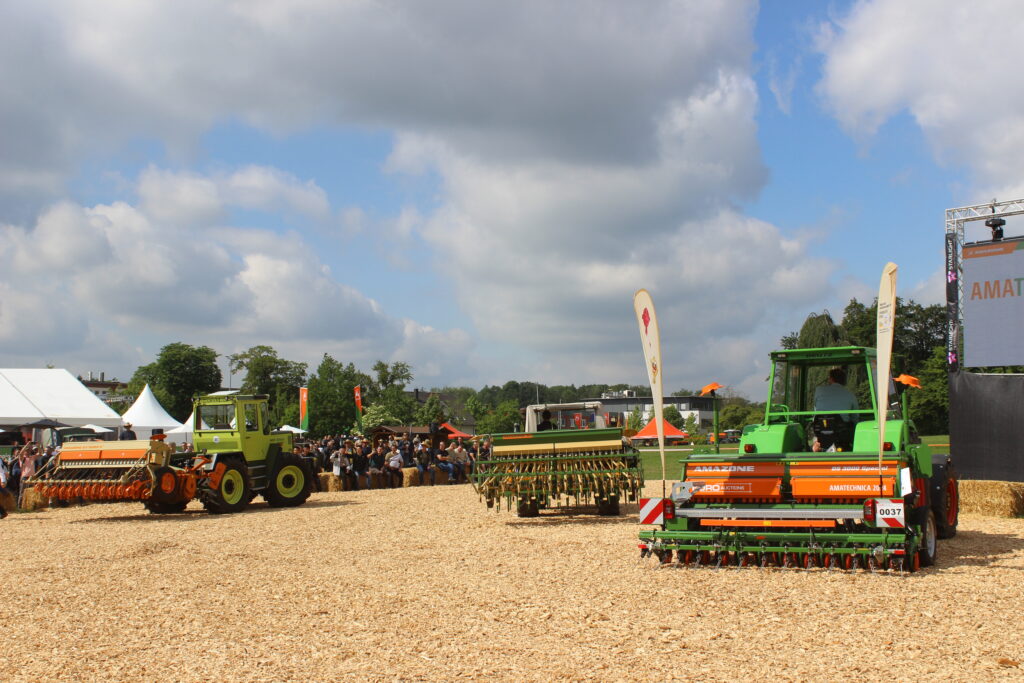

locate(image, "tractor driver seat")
(811, 414), (854, 452)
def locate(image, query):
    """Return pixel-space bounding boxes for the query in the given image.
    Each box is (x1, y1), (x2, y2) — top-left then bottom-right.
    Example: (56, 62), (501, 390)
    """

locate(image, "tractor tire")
(264, 454), (312, 508)
(597, 495), (621, 516)
(201, 456), (251, 514)
(149, 466), (180, 504)
(516, 498), (540, 518)
(931, 458), (959, 539)
(919, 509), (938, 567)
(144, 500), (188, 514)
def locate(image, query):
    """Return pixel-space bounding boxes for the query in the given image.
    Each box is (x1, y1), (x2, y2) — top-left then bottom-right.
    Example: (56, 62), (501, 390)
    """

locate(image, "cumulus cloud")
(0, 166), (475, 381)
(817, 0), (1024, 197)
(0, 1), (843, 392)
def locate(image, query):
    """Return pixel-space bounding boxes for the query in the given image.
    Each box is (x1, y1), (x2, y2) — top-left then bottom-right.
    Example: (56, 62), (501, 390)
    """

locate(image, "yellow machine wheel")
(201, 456), (251, 514)
(264, 454), (312, 508)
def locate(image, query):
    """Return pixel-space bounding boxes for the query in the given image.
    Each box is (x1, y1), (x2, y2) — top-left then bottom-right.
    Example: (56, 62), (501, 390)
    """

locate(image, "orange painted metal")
(691, 478), (783, 498)
(58, 444), (149, 461)
(791, 476), (894, 498)
(208, 462), (227, 490)
(686, 462), (785, 477)
(789, 460), (899, 477)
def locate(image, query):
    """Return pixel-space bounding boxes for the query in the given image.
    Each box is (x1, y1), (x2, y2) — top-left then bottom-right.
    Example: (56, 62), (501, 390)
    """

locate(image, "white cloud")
(817, 0), (1024, 197)
(0, 1), (846, 393)
(0, 166), (474, 381)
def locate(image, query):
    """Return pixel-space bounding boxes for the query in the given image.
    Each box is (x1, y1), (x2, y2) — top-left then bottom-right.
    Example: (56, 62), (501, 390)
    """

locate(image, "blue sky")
(1, 1), (1019, 398)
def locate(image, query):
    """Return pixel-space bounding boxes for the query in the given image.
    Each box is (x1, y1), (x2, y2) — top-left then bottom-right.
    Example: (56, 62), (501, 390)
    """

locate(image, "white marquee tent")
(120, 384), (182, 438)
(0, 369), (123, 429)
(165, 409), (195, 442)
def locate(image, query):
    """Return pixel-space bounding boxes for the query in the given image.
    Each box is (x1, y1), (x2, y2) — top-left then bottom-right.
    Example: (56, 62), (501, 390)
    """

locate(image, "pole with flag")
(354, 385), (364, 434)
(875, 262), (898, 494)
(633, 289), (666, 498)
(299, 387), (309, 433)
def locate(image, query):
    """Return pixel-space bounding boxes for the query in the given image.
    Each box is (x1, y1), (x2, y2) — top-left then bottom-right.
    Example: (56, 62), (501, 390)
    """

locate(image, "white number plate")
(875, 498), (905, 528)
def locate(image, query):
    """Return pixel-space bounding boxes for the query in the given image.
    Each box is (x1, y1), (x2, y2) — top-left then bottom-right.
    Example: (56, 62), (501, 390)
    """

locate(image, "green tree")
(475, 400), (521, 434)
(128, 342), (222, 421)
(307, 354), (373, 436)
(361, 404), (399, 430)
(719, 402), (764, 430)
(229, 345), (308, 426)
(683, 413), (699, 436)
(907, 346), (949, 435)
(415, 393), (448, 426)
(367, 361), (416, 425)
(663, 405), (684, 429)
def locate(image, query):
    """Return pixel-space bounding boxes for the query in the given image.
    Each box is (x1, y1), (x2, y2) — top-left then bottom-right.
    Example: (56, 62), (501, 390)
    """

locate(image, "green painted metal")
(473, 427), (643, 514)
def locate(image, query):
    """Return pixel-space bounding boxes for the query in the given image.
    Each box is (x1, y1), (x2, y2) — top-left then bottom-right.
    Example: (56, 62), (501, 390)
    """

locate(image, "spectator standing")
(0, 456), (10, 519)
(120, 423), (137, 440)
(330, 446), (349, 478)
(384, 446), (404, 488)
(17, 443), (38, 508)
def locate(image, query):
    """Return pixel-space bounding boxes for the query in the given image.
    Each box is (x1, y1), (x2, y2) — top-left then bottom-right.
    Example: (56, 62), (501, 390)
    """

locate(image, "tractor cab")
(741, 346), (905, 455)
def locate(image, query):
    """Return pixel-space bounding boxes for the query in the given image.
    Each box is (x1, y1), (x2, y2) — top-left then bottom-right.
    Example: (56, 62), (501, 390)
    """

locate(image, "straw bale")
(18, 487), (49, 511)
(2, 482), (1022, 682)
(317, 472), (344, 492)
(959, 479), (1024, 517)
(401, 466), (418, 487)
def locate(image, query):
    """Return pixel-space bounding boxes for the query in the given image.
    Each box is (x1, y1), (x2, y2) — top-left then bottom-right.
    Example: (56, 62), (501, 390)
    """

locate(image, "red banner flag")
(354, 385), (363, 412)
(299, 387), (309, 431)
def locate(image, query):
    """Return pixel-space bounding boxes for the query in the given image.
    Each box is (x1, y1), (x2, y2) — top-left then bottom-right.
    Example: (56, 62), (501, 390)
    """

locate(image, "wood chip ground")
(2, 482), (1023, 681)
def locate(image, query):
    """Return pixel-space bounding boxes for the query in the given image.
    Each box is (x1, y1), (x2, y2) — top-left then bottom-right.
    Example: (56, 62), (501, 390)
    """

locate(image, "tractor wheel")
(919, 509), (938, 567)
(516, 498), (540, 518)
(264, 454), (312, 508)
(931, 458), (959, 539)
(597, 495), (621, 516)
(933, 473), (959, 539)
(201, 456), (251, 514)
(149, 466), (180, 504)
(143, 500), (188, 514)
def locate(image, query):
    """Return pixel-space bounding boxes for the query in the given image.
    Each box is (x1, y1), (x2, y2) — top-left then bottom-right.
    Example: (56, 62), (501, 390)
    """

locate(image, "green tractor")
(638, 346), (959, 572)
(27, 394), (312, 515)
(190, 394), (311, 514)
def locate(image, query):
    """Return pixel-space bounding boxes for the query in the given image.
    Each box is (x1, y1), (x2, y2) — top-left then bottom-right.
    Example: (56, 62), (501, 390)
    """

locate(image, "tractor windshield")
(198, 404), (236, 431)
(767, 354), (877, 423)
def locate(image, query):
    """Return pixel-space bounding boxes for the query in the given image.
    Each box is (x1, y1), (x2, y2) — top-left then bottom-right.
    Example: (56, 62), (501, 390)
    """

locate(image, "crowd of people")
(0, 441), (58, 518)
(295, 434), (491, 491)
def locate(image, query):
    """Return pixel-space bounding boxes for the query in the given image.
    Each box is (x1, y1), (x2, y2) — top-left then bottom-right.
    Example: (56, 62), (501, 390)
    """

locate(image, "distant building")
(78, 372), (130, 405)
(583, 394), (715, 429)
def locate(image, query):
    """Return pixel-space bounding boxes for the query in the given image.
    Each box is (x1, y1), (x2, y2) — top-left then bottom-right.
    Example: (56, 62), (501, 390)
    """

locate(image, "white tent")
(81, 423), (113, 433)
(279, 424), (307, 434)
(0, 369), (123, 429)
(120, 384), (182, 438)
(165, 409), (195, 442)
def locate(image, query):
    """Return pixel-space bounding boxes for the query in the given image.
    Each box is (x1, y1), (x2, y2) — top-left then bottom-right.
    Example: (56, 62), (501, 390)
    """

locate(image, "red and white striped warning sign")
(876, 498), (905, 528)
(639, 498), (665, 525)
